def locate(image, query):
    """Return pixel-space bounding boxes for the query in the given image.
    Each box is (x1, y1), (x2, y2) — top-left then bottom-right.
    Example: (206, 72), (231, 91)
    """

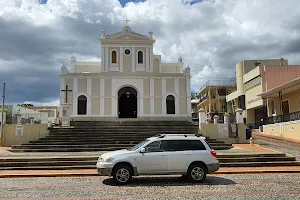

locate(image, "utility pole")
(0, 83), (6, 146)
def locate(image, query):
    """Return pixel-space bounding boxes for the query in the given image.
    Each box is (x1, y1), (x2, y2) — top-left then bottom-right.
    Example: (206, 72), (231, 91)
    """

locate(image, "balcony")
(199, 79), (236, 93)
(263, 111), (300, 125)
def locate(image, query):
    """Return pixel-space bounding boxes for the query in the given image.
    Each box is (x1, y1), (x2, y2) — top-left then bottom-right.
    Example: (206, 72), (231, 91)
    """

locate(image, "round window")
(124, 49), (131, 55)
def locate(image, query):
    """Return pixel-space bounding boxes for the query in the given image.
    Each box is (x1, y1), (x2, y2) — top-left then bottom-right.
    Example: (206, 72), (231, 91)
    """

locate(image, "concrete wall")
(263, 120), (300, 141)
(2, 124), (49, 146)
(199, 123), (247, 143)
(261, 65), (300, 91)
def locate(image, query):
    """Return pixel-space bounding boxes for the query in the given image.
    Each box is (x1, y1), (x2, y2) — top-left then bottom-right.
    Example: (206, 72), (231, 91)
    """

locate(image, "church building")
(59, 24), (192, 121)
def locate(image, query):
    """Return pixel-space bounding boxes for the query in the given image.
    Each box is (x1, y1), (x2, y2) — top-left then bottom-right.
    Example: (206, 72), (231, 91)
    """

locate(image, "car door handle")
(160, 155), (167, 156)
(185, 153), (192, 155)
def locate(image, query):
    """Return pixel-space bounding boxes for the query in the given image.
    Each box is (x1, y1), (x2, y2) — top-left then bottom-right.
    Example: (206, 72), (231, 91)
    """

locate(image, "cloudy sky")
(0, 0), (300, 106)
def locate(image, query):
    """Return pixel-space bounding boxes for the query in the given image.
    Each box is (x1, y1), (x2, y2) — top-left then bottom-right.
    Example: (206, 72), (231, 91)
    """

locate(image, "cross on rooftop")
(124, 19), (130, 25)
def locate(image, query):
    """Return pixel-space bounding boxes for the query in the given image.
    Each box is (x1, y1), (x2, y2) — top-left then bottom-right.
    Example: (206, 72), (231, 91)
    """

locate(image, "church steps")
(8, 146), (232, 152)
(48, 131), (199, 135)
(218, 156), (296, 163)
(12, 143), (233, 150)
(0, 157), (296, 167)
(0, 153), (290, 162)
(51, 127), (198, 133)
(27, 141), (226, 145)
(1, 157), (300, 170)
(69, 121), (196, 126)
(220, 161), (300, 167)
(10, 121), (233, 152)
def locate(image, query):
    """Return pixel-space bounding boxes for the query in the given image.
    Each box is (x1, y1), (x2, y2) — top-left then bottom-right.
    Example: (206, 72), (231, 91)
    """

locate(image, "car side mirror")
(140, 147), (146, 153)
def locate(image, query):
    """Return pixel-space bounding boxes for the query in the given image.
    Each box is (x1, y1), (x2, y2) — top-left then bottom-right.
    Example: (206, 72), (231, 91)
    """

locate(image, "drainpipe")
(279, 92), (283, 122)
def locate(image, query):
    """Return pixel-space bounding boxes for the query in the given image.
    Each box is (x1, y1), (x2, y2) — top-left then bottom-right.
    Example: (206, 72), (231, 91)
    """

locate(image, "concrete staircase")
(1, 153), (299, 170)
(9, 121), (233, 152)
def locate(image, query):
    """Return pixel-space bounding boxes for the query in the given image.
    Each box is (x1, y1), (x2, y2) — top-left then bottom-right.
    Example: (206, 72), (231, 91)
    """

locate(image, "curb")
(1, 170), (300, 178)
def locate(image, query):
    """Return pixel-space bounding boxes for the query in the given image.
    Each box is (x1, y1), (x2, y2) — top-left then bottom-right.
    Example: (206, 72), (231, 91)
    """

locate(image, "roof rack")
(155, 134), (201, 138)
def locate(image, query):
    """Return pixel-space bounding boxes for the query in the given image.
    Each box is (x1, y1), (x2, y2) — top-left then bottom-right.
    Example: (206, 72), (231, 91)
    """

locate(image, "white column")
(150, 78), (154, 114)
(105, 47), (109, 72)
(175, 78), (179, 96)
(175, 78), (180, 114)
(86, 78), (91, 115)
(146, 47), (149, 72)
(111, 96), (117, 117)
(100, 78), (105, 116)
(186, 76), (191, 116)
(87, 78), (92, 96)
(101, 47), (104, 72)
(132, 47), (135, 72)
(120, 47), (123, 72)
(162, 78), (166, 115)
(72, 77), (78, 116)
(59, 76), (65, 117)
(149, 47), (153, 72)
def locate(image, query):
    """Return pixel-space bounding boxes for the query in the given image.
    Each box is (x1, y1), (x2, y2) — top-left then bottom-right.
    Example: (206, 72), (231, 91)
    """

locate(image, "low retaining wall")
(199, 123), (247, 143)
(1, 124), (49, 146)
(262, 120), (300, 141)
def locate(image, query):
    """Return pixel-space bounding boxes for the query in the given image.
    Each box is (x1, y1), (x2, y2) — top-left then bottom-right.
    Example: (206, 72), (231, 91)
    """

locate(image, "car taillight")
(210, 150), (217, 157)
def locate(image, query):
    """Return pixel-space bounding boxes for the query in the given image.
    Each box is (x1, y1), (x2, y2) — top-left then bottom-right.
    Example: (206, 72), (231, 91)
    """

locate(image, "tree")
(0, 105), (12, 124)
(18, 103), (33, 107)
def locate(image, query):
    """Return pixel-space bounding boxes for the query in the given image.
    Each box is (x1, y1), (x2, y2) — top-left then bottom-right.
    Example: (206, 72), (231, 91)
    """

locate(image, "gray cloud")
(0, 0), (300, 105)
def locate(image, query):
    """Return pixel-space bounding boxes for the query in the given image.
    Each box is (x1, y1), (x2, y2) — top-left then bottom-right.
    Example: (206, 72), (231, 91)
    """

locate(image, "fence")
(6, 113), (47, 124)
(263, 111), (300, 125)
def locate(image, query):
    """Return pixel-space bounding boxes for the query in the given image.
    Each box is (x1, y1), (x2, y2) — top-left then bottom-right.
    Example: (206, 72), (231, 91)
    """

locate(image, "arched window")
(77, 95), (87, 115)
(166, 95), (175, 114)
(138, 51), (143, 64)
(111, 51), (117, 63)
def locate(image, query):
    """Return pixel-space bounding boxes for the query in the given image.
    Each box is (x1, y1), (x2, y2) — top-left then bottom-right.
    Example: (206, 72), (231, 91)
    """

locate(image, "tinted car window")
(186, 140), (206, 150)
(166, 140), (185, 151)
(166, 140), (206, 151)
(145, 141), (167, 152)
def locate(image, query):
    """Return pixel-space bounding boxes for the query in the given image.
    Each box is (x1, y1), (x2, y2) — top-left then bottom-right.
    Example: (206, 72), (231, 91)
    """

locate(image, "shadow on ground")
(102, 175), (236, 187)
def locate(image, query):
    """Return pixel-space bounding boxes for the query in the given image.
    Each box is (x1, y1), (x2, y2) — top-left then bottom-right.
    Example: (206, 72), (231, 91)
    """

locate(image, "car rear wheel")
(187, 164), (207, 183)
(112, 165), (133, 185)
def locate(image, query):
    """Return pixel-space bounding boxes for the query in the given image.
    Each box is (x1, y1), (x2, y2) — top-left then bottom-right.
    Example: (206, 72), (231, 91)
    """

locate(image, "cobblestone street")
(0, 174), (299, 200)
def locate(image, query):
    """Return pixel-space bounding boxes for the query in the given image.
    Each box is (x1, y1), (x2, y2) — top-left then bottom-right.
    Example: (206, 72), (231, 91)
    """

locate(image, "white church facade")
(59, 25), (192, 121)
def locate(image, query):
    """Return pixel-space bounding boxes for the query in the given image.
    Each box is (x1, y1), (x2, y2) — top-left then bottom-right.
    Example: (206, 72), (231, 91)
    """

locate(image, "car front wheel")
(112, 165), (133, 185)
(187, 164), (207, 183)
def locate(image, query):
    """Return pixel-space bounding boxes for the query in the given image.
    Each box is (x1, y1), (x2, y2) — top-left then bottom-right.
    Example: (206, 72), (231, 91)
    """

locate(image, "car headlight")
(98, 157), (111, 162)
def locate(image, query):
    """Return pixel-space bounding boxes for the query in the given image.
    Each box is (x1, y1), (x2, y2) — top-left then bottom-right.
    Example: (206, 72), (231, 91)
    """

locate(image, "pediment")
(104, 26), (151, 41)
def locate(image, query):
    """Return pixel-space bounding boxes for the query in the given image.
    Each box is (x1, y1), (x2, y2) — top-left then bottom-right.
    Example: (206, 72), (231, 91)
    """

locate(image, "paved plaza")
(0, 174), (299, 200)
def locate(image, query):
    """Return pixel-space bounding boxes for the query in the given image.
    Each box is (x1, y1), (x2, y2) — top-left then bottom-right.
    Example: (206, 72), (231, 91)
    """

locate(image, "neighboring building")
(197, 79), (236, 122)
(191, 99), (200, 120)
(226, 58), (288, 128)
(259, 76), (300, 141)
(6, 105), (48, 124)
(25, 106), (59, 124)
(259, 67), (300, 118)
(59, 24), (191, 121)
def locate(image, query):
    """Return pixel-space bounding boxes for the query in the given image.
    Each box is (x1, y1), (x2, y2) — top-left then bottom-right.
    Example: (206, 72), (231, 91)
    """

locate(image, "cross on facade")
(61, 85), (72, 103)
(124, 19), (130, 25)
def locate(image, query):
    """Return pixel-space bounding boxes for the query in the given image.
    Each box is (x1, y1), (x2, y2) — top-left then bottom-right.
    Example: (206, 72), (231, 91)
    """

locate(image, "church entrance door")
(77, 95), (87, 115)
(118, 87), (137, 118)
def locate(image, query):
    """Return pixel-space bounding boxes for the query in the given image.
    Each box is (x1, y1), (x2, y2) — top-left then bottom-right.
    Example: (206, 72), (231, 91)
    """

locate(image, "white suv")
(96, 134), (219, 184)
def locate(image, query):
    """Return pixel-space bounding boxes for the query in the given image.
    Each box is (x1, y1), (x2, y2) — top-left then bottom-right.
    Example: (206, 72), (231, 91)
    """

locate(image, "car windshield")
(127, 139), (150, 151)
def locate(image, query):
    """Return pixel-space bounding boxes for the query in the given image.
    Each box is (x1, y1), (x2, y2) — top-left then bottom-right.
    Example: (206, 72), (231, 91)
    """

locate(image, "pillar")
(224, 113), (229, 124)
(235, 108), (243, 124)
(214, 115), (219, 124)
(120, 47), (124, 72)
(198, 108), (206, 124)
(132, 47), (135, 72)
